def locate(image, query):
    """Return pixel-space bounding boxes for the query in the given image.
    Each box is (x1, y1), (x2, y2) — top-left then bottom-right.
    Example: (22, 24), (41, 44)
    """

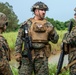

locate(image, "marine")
(0, 12), (13, 75)
(62, 7), (76, 75)
(15, 1), (59, 75)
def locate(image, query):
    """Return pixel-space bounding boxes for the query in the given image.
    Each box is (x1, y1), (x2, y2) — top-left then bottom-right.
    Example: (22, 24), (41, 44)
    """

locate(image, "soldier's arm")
(48, 22), (59, 43)
(15, 25), (24, 54)
(4, 39), (11, 61)
(0, 38), (9, 60)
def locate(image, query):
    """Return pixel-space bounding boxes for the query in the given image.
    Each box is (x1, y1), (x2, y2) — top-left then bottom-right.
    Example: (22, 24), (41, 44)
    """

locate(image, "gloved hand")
(15, 53), (22, 62)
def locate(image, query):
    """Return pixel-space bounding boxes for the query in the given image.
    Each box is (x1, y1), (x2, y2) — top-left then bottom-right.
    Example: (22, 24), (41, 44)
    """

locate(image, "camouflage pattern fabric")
(0, 59), (13, 75)
(31, 1), (48, 12)
(68, 25), (76, 75)
(0, 35), (13, 75)
(69, 50), (76, 75)
(15, 19), (59, 75)
(63, 21), (76, 75)
(18, 56), (49, 75)
(63, 26), (76, 46)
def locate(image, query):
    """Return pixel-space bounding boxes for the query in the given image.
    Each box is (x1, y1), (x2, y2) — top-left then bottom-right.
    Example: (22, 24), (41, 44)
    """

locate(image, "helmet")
(0, 12), (8, 28)
(31, 1), (49, 12)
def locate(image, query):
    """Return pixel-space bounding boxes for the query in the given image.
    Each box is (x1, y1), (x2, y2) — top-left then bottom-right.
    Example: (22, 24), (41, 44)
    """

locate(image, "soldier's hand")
(15, 53), (22, 62)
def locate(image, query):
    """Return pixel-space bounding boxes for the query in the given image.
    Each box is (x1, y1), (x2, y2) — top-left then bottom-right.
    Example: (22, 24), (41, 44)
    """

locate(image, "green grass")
(3, 32), (18, 50)
(11, 66), (18, 75)
(11, 64), (69, 75)
(49, 64), (69, 75)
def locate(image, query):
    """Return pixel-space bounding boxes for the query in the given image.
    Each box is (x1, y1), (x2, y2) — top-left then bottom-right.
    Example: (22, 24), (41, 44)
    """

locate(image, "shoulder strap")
(60, 60), (76, 73)
(29, 18), (47, 24)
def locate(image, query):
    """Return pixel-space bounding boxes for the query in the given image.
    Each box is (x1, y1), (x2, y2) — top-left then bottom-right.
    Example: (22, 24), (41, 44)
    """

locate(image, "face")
(35, 9), (46, 20)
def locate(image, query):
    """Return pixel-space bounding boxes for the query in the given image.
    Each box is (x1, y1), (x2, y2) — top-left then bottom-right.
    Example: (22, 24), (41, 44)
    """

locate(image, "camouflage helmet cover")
(31, 1), (49, 12)
(0, 12), (8, 28)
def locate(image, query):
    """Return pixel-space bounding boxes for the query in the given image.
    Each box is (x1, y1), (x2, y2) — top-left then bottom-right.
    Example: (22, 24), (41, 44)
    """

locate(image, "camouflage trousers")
(0, 59), (13, 75)
(68, 49), (76, 75)
(18, 56), (49, 75)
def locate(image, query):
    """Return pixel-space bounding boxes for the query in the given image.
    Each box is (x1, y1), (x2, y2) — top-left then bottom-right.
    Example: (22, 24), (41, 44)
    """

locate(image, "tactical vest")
(29, 19), (50, 43)
(25, 19), (52, 57)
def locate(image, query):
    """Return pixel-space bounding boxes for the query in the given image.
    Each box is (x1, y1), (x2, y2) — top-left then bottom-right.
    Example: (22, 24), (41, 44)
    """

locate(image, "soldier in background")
(62, 7), (76, 75)
(0, 12), (13, 75)
(15, 1), (59, 75)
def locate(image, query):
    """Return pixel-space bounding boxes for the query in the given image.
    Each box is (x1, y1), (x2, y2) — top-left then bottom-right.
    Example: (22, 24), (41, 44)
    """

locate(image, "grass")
(3, 32), (18, 50)
(11, 64), (69, 75)
(11, 66), (18, 75)
(49, 64), (69, 75)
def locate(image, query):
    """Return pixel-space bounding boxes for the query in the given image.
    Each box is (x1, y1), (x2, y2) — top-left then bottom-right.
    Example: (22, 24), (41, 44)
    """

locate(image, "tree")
(0, 2), (19, 31)
(46, 17), (66, 30)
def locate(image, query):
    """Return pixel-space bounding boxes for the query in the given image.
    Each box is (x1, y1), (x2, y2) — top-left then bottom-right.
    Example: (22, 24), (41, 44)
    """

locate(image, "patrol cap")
(31, 1), (49, 12)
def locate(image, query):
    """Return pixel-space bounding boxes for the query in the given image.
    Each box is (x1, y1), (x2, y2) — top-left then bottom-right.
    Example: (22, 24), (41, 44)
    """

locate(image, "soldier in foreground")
(15, 1), (59, 75)
(59, 7), (76, 75)
(0, 12), (13, 75)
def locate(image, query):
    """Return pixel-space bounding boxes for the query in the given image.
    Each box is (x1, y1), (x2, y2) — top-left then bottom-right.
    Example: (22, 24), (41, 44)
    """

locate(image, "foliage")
(11, 66), (18, 75)
(0, 2), (19, 31)
(49, 64), (69, 75)
(3, 32), (18, 50)
(10, 64), (69, 75)
(46, 17), (72, 30)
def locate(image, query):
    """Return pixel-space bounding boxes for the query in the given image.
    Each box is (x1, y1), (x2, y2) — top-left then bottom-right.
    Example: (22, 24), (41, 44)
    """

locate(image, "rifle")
(22, 23), (32, 62)
(56, 21), (73, 75)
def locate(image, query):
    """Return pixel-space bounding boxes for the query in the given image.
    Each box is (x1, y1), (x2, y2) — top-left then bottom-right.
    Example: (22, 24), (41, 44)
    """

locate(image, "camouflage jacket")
(0, 34), (11, 61)
(15, 18), (59, 54)
(63, 20), (76, 45)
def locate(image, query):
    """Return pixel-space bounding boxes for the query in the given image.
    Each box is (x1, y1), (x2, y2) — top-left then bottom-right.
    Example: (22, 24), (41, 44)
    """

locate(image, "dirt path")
(48, 50), (68, 65)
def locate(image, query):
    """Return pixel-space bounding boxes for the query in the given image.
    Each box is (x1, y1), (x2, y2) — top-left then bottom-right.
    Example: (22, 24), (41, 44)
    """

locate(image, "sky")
(0, 0), (76, 23)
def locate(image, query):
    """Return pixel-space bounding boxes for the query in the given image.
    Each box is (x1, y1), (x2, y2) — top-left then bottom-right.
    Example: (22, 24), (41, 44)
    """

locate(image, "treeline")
(46, 17), (74, 30)
(0, 2), (19, 32)
(0, 2), (74, 31)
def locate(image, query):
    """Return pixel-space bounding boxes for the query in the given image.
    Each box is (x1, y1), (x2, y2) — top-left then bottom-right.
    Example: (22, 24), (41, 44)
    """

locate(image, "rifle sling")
(61, 60), (76, 72)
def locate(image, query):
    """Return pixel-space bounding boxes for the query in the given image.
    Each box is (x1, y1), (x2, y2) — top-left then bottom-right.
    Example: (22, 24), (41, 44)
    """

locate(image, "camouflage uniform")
(0, 12), (13, 75)
(15, 2), (59, 75)
(62, 8), (76, 75)
(68, 21), (76, 75)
